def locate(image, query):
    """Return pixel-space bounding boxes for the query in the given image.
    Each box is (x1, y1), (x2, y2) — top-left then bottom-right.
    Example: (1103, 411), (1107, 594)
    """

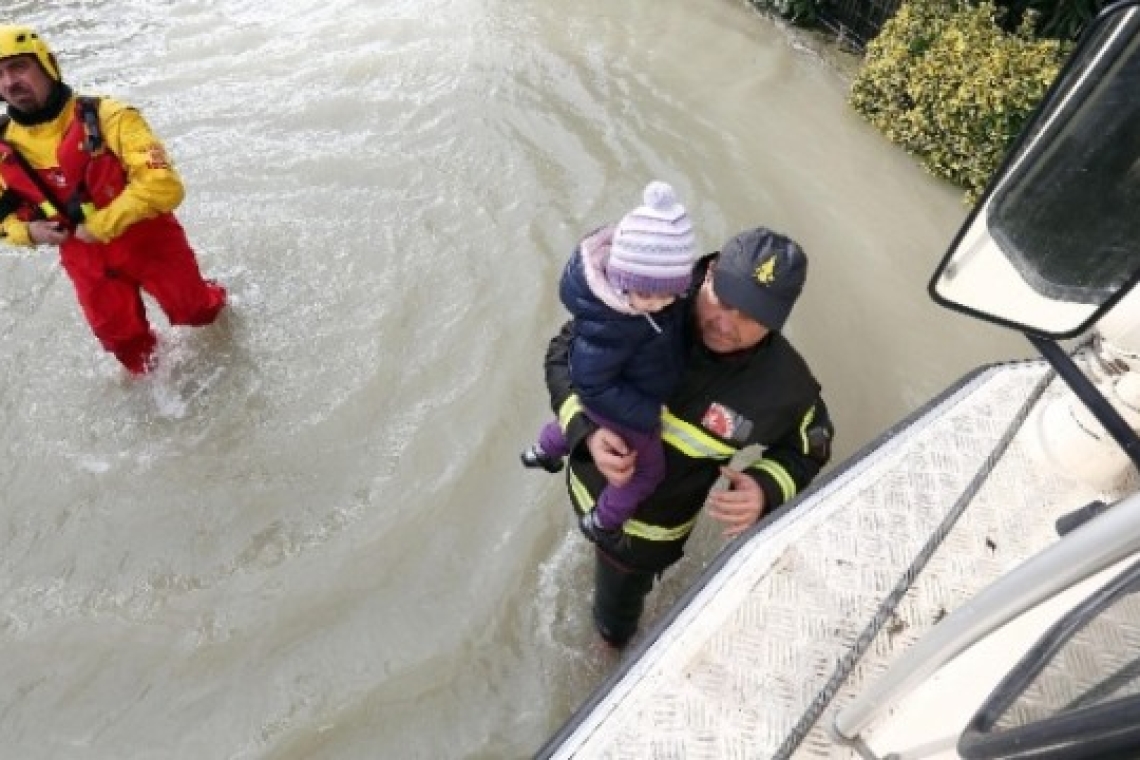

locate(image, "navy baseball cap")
(711, 227), (807, 331)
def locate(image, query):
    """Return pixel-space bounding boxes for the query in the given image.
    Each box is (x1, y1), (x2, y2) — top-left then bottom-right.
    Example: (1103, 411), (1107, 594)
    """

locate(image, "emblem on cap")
(754, 255), (776, 285)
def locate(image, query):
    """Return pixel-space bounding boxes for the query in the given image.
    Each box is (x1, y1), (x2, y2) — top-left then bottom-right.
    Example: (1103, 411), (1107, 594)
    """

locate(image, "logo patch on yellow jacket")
(144, 144), (171, 170)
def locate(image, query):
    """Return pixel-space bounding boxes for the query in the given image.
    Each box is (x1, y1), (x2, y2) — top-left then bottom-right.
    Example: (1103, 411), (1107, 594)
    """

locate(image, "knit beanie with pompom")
(607, 181), (697, 295)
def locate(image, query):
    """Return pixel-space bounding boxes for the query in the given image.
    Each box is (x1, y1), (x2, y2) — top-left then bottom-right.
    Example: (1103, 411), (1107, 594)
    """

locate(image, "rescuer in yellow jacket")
(0, 25), (225, 374)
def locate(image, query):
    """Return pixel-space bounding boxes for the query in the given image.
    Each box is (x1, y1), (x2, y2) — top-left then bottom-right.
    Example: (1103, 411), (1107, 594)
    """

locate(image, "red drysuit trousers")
(59, 215), (226, 374)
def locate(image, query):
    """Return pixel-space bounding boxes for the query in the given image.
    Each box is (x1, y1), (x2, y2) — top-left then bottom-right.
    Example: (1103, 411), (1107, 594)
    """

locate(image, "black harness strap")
(64, 96), (104, 223)
(77, 96), (103, 153)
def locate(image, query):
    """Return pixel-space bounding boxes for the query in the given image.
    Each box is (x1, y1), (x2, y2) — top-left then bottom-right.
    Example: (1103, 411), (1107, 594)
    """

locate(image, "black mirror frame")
(928, 0), (1140, 340)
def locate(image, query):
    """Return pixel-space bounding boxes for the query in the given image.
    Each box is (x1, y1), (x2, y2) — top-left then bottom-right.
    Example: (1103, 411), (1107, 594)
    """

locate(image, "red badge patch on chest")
(702, 402), (735, 438)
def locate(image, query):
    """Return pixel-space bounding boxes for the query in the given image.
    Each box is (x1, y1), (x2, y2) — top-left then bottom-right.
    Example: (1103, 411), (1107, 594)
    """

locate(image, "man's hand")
(28, 220), (68, 246)
(74, 224), (99, 244)
(587, 427), (636, 487)
(706, 466), (766, 538)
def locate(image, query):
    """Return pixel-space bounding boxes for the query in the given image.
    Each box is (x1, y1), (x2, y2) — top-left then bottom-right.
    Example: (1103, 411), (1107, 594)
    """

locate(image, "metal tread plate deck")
(547, 360), (1137, 759)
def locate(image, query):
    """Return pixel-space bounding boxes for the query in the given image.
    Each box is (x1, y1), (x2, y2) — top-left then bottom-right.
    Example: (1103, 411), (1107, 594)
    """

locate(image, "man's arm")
(0, 182), (45, 245)
(1, 215), (68, 246)
(749, 396), (834, 509)
(0, 189), (69, 245)
(81, 100), (186, 243)
(707, 396), (834, 536)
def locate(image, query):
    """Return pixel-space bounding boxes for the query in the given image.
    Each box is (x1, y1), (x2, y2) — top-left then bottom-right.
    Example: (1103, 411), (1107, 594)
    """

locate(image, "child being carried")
(522, 180), (697, 546)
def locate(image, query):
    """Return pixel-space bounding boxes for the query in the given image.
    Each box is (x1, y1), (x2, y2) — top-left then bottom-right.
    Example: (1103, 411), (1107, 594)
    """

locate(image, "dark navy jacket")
(560, 240), (686, 434)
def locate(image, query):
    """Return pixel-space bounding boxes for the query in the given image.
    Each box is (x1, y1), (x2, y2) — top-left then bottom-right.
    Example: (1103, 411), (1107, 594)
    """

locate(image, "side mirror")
(929, 0), (1140, 338)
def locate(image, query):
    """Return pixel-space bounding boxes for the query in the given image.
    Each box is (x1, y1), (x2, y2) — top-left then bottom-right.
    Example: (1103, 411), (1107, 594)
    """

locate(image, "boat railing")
(832, 488), (1140, 742)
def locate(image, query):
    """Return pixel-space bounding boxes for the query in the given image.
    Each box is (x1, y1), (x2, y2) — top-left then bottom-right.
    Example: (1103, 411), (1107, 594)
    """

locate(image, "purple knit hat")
(607, 181), (696, 295)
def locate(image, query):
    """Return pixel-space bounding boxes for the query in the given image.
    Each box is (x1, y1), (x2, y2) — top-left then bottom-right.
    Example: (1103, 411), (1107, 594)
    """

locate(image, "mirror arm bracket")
(1028, 333), (1140, 473)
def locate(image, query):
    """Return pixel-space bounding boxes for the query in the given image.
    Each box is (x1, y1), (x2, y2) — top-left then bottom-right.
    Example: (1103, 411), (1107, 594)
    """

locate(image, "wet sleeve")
(543, 320), (598, 454)
(83, 100), (186, 242)
(746, 395), (835, 512)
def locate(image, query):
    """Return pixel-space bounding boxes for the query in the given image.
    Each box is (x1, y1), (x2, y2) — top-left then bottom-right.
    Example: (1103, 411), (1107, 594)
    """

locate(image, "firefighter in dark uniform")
(543, 227), (834, 648)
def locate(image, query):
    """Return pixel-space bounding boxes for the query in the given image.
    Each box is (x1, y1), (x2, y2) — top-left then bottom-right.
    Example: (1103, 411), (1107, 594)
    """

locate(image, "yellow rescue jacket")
(0, 95), (185, 246)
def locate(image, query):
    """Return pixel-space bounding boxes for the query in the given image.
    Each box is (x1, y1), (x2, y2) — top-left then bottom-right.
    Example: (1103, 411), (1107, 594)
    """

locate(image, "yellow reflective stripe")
(567, 467), (697, 543)
(38, 200), (57, 218)
(557, 394), (585, 431)
(568, 465), (593, 512)
(559, 401), (735, 461)
(79, 202), (95, 219)
(625, 515), (697, 542)
(661, 411), (735, 459)
(798, 404), (817, 452)
(750, 458), (796, 502)
(743, 406), (816, 503)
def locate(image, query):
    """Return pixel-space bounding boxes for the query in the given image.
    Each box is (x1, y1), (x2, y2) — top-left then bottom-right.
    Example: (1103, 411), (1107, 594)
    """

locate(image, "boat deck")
(540, 358), (1138, 759)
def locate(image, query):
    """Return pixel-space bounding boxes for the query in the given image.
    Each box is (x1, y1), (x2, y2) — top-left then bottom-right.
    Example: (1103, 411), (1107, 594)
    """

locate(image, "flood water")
(0, 0), (1028, 757)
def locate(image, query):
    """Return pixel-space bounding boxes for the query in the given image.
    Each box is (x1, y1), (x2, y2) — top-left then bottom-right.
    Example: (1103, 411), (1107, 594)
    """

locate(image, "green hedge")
(849, 0), (1067, 202)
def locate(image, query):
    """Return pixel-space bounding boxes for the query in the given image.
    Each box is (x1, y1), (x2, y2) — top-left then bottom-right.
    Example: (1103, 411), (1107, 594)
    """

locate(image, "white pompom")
(643, 181), (677, 211)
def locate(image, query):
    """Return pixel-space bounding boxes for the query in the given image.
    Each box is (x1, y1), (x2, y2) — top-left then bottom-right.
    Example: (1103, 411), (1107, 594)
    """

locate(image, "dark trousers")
(593, 548), (656, 648)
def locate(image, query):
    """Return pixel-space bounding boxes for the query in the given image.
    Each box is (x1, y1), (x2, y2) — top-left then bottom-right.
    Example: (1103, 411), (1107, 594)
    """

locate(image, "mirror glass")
(930, 1), (1140, 338)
